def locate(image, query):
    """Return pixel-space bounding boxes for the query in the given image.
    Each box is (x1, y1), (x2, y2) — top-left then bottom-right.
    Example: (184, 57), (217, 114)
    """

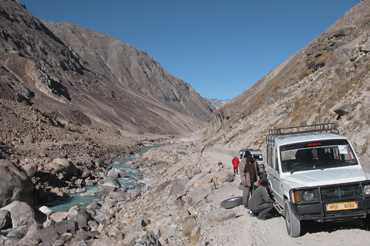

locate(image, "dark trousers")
(234, 167), (238, 174)
(252, 203), (274, 219)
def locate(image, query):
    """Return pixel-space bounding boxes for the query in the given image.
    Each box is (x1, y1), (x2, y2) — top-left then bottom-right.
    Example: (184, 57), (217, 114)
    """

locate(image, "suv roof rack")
(267, 123), (339, 143)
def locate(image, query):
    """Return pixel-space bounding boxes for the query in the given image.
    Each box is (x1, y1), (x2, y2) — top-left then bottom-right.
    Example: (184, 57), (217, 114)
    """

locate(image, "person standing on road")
(239, 151), (253, 208)
(248, 179), (274, 220)
(232, 156), (239, 174)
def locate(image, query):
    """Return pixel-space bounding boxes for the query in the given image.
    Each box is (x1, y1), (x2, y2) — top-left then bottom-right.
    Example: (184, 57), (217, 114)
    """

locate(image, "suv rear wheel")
(285, 199), (301, 237)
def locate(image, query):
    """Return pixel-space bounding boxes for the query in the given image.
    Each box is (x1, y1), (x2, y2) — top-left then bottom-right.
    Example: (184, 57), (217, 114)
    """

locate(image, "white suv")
(265, 123), (370, 237)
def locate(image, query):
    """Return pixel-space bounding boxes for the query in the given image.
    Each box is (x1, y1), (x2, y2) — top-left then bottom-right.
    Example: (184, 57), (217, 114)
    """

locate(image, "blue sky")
(20, 0), (359, 100)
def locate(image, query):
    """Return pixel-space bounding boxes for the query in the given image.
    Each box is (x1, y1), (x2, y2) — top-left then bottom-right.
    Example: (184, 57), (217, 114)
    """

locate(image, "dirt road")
(201, 151), (370, 246)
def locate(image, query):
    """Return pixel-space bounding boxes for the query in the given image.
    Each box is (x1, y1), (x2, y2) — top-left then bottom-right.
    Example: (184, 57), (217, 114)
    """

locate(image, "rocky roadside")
(0, 129), (239, 245)
(0, 99), (173, 245)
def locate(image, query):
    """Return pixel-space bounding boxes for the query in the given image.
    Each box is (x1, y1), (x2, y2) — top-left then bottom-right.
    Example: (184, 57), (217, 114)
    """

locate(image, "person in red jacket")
(232, 156), (239, 174)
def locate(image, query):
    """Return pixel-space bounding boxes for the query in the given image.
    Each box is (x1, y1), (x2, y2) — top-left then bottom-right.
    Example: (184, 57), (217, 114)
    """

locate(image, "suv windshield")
(252, 154), (263, 161)
(280, 139), (358, 173)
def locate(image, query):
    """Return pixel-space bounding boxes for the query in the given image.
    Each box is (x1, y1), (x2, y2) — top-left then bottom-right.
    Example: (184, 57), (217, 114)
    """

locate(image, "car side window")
(267, 146), (273, 168)
(274, 148), (279, 173)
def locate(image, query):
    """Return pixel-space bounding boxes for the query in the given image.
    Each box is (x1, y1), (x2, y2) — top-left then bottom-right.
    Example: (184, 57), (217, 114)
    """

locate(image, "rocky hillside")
(0, 0), (214, 136)
(201, 0), (370, 168)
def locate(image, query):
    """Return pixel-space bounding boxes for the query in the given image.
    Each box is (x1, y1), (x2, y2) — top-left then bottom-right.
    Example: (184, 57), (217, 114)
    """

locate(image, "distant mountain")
(208, 98), (230, 109)
(0, 1), (215, 135)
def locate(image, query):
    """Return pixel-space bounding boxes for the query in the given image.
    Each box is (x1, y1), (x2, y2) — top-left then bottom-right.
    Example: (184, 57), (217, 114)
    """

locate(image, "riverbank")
(2, 128), (370, 245)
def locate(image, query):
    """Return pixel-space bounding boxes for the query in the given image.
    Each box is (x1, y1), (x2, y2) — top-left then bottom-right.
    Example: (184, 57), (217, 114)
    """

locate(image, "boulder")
(67, 207), (79, 221)
(23, 134), (34, 144)
(102, 178), (121, 188)
(27, 220), (78, 244)
(213, 170), (234, 183)
(107, 167), (125, 179)
(48, 158), (77, 176)
(334, 103), (351, 119)
(206, 209), (235, 223)
(190, 174), (212, 188)
(108, 191), (126, 202)
(101, 197), (116, 212)
(361, 38), (370, 53)
(169, 179), (188, 197)
(108, 225), (124, 241)
(50, 212), (68, 223)
(99, 185), (116, 197)
(155, 181), (171, 193)
(185, 167), (201, 179)
(22, 163), (37, 177)
(183, 216), (197, 237)
(0, 210), (11, 230)
(9, 202), (37, 237)
(0, 160), (34, 207)
(74, 210), (92, 229)
(99, 178), (122, 196)
(38, 206), (54, 217)
(81, 171), (91, 178)
(186, 188), (209, 206)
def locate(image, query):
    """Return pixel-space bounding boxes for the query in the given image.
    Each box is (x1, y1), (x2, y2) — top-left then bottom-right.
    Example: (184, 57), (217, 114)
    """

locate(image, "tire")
(220, 196), (243, 209)
(284, 199), (301, 237)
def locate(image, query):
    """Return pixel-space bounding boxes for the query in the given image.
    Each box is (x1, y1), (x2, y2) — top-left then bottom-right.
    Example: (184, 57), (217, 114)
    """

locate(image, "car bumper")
(291, 197), (370, 222)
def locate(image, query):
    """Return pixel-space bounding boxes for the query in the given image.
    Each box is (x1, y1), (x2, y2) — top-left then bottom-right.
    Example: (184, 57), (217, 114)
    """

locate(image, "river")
(43, 143), (162, 212)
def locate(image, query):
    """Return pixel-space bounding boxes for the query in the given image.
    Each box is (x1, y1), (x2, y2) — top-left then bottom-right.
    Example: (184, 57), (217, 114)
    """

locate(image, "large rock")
(186, 188), (209, 206)
(50, 212), (68, 223)
(169, 179), (188, 197)
(27, 220), (78, 244)
(0, 210), (11, 230)
(334, 103), (352, 118)
(9, 202), (37, 237)
(213, 170), (234, 183)
(74, 210), (92, 229)
(206, 209), (235, 223)
(107, 167), (125, 179)
(48, 158), (78, 176)
(0, 160), (34, 207)
(22, 163), (38, 177)
(183, 216), (197, 237)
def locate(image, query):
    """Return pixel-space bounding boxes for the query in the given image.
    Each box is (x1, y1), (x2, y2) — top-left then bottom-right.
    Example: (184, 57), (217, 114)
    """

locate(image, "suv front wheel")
(285, 199), (301, 237)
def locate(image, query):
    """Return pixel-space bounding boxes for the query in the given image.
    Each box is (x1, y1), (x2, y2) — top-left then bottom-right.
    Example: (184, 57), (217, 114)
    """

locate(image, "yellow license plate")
(326, 201), (358, 211)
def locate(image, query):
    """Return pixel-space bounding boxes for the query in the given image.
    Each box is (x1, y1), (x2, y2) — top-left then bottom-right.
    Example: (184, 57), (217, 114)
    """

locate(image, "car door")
(267, 146), (284, 205)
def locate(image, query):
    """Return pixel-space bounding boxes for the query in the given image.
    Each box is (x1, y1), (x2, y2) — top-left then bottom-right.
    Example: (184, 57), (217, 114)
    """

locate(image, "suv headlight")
(292, 189), (318, 203)
(303, 191), (314, 201)
(364, 185), (370, 195)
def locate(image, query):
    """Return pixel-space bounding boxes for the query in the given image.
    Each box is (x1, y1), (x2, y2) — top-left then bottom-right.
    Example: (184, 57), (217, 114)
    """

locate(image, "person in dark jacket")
(248, 179), (274, 220)
(239, 151), (254, 208)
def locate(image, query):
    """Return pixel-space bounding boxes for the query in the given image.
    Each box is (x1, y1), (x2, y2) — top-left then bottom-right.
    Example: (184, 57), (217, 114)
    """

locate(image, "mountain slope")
(41, 20), (214, 123)
(201, 0), (370, 168)
(0, 0), (214, 136)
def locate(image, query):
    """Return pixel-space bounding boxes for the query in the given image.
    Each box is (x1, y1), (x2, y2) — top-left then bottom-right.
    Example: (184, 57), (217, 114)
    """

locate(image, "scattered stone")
(80, 192), (96, 197)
